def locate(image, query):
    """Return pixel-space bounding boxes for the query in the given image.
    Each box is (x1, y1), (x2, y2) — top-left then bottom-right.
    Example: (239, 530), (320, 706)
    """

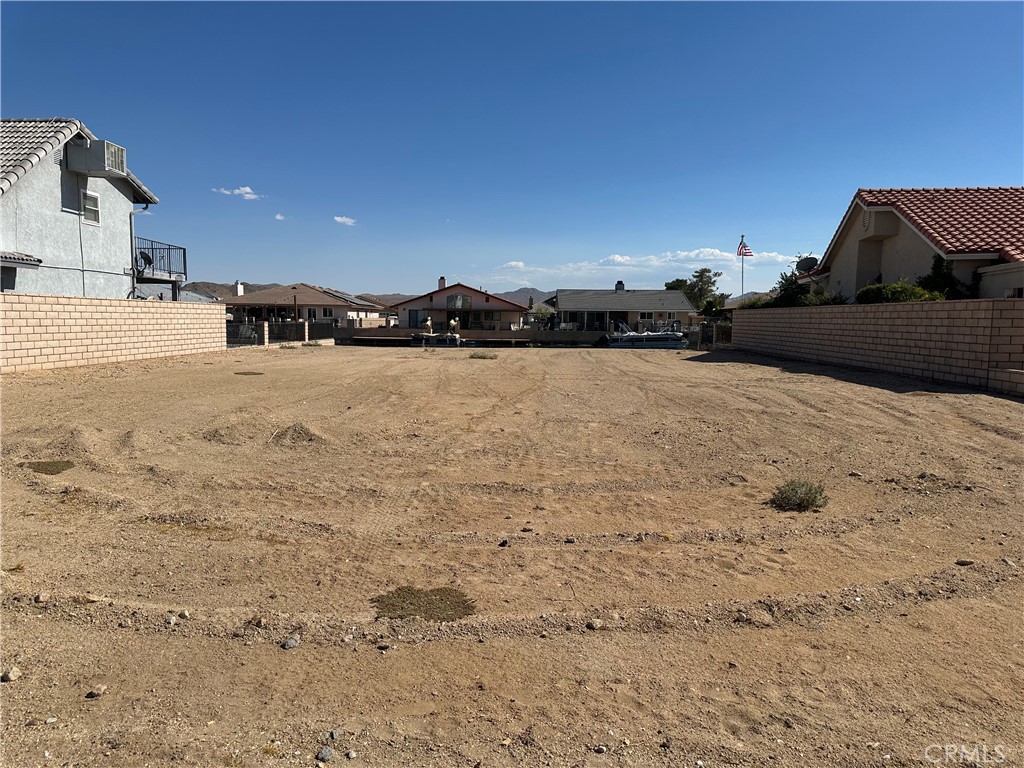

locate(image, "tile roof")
(857, 187), (1023, 262)
(0, 118), (158, 204)
(548, 289), (696, 313)
(225, 283), (374, 308)
(1, 251), (43, 266)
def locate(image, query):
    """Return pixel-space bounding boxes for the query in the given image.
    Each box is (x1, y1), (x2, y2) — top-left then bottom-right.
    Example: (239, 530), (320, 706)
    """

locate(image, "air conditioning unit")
(66, 140), (127, 177)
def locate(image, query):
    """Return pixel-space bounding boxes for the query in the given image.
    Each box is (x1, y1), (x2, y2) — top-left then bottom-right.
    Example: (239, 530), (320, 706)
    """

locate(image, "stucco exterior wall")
(0, 151), (135, 298)
(732, 299), (1024, 396)
(0, 293), (227, 374)
(819, 202), (1016, 300)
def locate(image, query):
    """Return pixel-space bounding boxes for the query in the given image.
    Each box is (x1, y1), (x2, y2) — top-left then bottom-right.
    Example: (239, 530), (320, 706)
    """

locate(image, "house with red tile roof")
(799, 187), (1024, 299)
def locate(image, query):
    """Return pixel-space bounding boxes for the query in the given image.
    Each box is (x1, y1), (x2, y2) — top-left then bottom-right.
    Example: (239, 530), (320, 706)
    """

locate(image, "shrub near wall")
(0, 293), (227, 373)
(732, 299), (1024, 396)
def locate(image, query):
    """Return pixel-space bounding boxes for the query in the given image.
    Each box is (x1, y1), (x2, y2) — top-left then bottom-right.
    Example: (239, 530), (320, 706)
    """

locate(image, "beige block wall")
(1, 294), (227, 374)
(732, 299), (1024, 396)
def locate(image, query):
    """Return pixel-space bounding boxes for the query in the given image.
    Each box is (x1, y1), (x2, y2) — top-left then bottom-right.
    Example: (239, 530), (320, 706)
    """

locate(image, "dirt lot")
(1, 346), (1021, 767)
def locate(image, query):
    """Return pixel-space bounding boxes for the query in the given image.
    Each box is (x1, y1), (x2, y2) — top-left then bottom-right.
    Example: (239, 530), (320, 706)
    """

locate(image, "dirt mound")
(268, 421), (327, 447)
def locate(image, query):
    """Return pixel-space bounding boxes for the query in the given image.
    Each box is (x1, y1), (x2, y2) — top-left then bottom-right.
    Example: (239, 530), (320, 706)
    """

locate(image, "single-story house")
(225, 282), (386, 322)
(544, 281), (697, 331)
(391, 277), (528, 330)
(0, 117), (187, 299)
(799, 187), (1024, 299)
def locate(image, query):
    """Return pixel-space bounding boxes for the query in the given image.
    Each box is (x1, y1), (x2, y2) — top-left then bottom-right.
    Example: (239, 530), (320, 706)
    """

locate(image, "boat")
(411, 331), (463, 347)
(597, 322), (689, 349)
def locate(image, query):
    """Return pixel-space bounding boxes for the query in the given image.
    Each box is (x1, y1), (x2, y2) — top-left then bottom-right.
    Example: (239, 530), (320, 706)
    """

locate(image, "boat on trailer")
(597, 322), (688, 349)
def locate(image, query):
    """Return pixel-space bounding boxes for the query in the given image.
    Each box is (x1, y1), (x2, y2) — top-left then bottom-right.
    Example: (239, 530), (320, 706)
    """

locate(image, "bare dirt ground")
(1, 346), (1021, 768)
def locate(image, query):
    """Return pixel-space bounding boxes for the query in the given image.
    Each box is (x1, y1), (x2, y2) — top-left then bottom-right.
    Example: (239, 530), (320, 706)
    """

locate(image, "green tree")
(666, 268), (729, 310)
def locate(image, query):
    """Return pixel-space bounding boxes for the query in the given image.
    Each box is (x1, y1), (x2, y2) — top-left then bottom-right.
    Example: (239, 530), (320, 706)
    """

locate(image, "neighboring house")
(392, 277), (529, 330)
(545, 281), (696, 331)
(0, 117), (187, 298)
(800, 187), (1024, 299)
(225, 282), (385, 322)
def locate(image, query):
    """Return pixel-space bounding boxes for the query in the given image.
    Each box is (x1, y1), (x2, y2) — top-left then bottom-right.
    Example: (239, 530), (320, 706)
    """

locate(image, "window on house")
(1, 267), (15, 292)
(81, 191), (100, 224)
(307, 307), (317, 320)
(668, 312), (676, 320)
(639, 312), (653, 320)
(483, 311), (501, 321)
(322, 307), (334, 318)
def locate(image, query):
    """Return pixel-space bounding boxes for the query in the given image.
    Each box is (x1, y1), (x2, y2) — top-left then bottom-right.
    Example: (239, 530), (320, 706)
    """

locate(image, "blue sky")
(3, 2), (1022, 295)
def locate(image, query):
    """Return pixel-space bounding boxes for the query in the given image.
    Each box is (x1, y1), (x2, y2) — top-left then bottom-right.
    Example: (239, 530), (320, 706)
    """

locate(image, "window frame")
(81, 190), (100, 225)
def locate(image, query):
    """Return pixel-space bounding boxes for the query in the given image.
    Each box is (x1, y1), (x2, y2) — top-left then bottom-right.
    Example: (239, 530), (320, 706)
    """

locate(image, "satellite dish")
(795, 256), (819, 273)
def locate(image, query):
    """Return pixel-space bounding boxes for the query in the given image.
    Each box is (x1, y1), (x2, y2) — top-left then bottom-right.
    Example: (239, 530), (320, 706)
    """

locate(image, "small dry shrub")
(769, 479), (828, 511)
(468, 351), (497, 360)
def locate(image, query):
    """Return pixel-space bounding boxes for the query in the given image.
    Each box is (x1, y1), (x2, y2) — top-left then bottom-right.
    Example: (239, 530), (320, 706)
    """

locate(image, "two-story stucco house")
(0, 118), (185, 299)
(799, 187), (1024, 299)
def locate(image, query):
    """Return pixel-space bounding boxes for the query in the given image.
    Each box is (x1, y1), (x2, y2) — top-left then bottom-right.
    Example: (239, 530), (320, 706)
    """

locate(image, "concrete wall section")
(732, 299), (1024, 396)
(1, 293), (227, 374)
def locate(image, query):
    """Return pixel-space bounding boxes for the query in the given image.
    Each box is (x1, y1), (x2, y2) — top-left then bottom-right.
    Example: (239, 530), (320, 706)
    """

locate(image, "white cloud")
(482, 246), (812, 294)
(274, 213), (286, 221)
(212, 185), (265, 200)
(333, 216), (357, 226)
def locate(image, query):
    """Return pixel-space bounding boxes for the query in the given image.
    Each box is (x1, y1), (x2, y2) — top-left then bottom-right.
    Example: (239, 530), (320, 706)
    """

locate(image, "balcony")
(134, 236), (187, 282)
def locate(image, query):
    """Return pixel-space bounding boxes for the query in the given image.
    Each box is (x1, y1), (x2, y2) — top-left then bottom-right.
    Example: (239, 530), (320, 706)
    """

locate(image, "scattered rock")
(84, 594), (103, 603)
(594, 744), (608, 754)
(659, 737), (674, 750)
(329, 729), (340, 741)
(166, 616), (177, 626)
(955, 559), (975, 567)
(281, 635), (300, 650)
(498, 539), (509, 548)
(377, 643), (391, 652)
(2, 666), (22, 682)
(586, 619), (603, 631)
(33, 593), (50, 605)
(178, 610), (190, 620)
(345, 750), (357, 760)
(848, 471), (863, 477)
(564, 537), (577, 544)
(316, 746), (334, 762)
(85, 684), (107, 699)
(1002, 557), (1017, 568)
(45, 717), (57, 725)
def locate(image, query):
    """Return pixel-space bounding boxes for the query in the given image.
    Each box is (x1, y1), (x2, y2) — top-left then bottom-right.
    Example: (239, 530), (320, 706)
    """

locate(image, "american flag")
(737, 239), (753, 258)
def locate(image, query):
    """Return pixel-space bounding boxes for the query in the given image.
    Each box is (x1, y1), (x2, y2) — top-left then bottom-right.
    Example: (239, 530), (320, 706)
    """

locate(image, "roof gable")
(392, 282), (529, 311)
(818, 187), (1024, 272)
(0, 118), (158, 204)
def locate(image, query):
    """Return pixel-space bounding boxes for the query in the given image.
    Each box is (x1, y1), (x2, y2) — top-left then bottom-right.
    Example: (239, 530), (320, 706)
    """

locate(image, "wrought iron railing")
(135, 237), (187, 279)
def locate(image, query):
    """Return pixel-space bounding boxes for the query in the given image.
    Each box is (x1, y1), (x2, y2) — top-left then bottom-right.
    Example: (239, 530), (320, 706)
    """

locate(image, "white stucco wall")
(0, 149), (135, 298)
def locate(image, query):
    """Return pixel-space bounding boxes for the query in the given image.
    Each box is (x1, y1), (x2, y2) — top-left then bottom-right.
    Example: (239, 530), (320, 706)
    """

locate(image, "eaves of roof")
(0, 118), (158, 204)
(550, 289), (696, 313)
(391, 282), (529, 311)
(814, 187), (1024, 276)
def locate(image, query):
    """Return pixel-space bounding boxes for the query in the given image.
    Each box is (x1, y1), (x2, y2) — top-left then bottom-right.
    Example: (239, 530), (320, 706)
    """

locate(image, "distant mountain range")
(184, 282), (554, 308)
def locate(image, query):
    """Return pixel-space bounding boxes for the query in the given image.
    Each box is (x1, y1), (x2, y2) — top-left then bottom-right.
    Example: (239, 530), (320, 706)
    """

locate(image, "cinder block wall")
(732, 299), (1024, 396)
(1, 293), (227, 374)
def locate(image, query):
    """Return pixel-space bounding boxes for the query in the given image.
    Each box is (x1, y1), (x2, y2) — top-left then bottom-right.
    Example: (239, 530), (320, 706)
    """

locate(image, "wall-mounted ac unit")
(66, 140), (127, 177)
